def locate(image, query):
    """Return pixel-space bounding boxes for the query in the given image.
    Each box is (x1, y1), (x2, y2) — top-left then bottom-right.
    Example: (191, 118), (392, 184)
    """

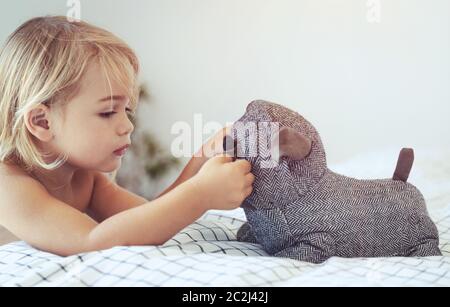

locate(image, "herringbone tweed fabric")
(232, 100), (441, 264)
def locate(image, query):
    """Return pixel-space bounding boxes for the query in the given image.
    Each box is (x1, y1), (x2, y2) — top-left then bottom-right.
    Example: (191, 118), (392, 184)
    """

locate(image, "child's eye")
(99, 108), (135, 119)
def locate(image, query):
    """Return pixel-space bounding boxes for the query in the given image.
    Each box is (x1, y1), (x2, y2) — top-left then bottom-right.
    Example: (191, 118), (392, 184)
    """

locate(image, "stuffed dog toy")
(224, 100), (441, 264)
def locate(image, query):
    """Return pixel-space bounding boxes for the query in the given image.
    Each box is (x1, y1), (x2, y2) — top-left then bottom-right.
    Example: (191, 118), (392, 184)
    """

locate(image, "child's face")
(49, 61), (135, 172)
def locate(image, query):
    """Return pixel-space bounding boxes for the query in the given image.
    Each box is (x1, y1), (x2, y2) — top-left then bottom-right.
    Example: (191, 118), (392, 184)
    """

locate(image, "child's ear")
(24, 104), (54, 142)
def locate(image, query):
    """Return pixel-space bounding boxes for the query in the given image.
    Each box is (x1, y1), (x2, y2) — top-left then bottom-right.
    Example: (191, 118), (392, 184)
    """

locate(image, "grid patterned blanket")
(1, 147), (449, 286)
(0, 207), (449, 287)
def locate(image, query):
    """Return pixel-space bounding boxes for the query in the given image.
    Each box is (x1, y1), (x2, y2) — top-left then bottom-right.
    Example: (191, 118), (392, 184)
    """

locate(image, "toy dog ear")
(271, 127), (312, 161)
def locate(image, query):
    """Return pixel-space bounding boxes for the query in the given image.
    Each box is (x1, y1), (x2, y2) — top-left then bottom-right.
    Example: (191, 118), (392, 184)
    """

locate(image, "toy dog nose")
(223, 135), (237, 161)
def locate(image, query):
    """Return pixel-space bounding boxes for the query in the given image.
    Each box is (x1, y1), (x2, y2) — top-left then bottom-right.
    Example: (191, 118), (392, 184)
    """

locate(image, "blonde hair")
(0, 16), (140, 174)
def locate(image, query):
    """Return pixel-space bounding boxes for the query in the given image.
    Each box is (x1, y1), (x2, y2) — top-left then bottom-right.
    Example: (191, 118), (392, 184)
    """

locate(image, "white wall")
(1, 0), (449, 188)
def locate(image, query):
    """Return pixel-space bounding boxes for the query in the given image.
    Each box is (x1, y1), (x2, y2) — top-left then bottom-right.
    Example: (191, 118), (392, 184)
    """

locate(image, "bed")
(1, 146), (449, 286)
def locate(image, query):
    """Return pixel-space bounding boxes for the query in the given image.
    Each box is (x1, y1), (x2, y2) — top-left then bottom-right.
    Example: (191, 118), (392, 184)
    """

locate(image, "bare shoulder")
(0, 162), (27, 177)
(0, 163), (48, 209)
(0, 162), (66, 218)
(0, 162), (49, 229)
(0, 162), (38, 190)
(0, 163), (98, 255)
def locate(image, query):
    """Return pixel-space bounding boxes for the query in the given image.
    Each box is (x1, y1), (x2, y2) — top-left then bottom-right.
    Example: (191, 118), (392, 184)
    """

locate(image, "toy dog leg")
(274, 233), (335, 264)
(274, 243), (331, 264)
(236, 222), (259, 244)
(407, 240), (442, 257)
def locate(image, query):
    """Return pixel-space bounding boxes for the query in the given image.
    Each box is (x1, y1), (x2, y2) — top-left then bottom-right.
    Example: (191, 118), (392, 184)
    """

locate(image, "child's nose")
(117, 114), (134, 136)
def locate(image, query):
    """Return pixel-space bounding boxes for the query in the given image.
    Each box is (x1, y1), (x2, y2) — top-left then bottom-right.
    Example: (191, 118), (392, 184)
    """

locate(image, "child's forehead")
(97, 95), (131, 108)
(80, 62), (124, 92)
(77, 61), (130, 101)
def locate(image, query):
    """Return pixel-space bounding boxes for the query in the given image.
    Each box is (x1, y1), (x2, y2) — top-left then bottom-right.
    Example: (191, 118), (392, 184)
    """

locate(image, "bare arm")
(0, 173), (206, 256)
(156, 153), (208, 199)
(87, 179), (206, 250)
(157, 126), (230, 198)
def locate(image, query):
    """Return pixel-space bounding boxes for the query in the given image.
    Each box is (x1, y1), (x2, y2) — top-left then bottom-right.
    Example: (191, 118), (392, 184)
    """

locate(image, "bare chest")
(50, 172), (94, 213)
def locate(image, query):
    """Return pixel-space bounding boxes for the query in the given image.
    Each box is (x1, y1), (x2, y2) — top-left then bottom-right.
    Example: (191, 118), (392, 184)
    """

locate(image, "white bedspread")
(1, 147), (449, 287)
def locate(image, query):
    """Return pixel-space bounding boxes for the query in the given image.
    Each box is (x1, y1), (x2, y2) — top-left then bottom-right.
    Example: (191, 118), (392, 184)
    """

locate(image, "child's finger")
(245, 173), (256, 185)
(212, 154), (235, 164)
(235, 159), (252, 173)
(244, 186), (253, 198)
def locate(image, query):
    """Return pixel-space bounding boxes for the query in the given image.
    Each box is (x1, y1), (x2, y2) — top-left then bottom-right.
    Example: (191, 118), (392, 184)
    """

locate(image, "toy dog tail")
(393, 148), (414, 182)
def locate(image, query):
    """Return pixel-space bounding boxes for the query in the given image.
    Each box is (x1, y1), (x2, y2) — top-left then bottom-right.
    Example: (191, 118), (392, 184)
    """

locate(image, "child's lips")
(113, 144), (130, 156)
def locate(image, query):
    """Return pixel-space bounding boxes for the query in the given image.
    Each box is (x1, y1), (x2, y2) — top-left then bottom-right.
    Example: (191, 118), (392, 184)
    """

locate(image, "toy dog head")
(224, 100), (328, 210)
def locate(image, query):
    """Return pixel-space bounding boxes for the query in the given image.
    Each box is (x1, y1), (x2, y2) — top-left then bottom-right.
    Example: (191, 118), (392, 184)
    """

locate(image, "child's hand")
(191, 154), (255, 211)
